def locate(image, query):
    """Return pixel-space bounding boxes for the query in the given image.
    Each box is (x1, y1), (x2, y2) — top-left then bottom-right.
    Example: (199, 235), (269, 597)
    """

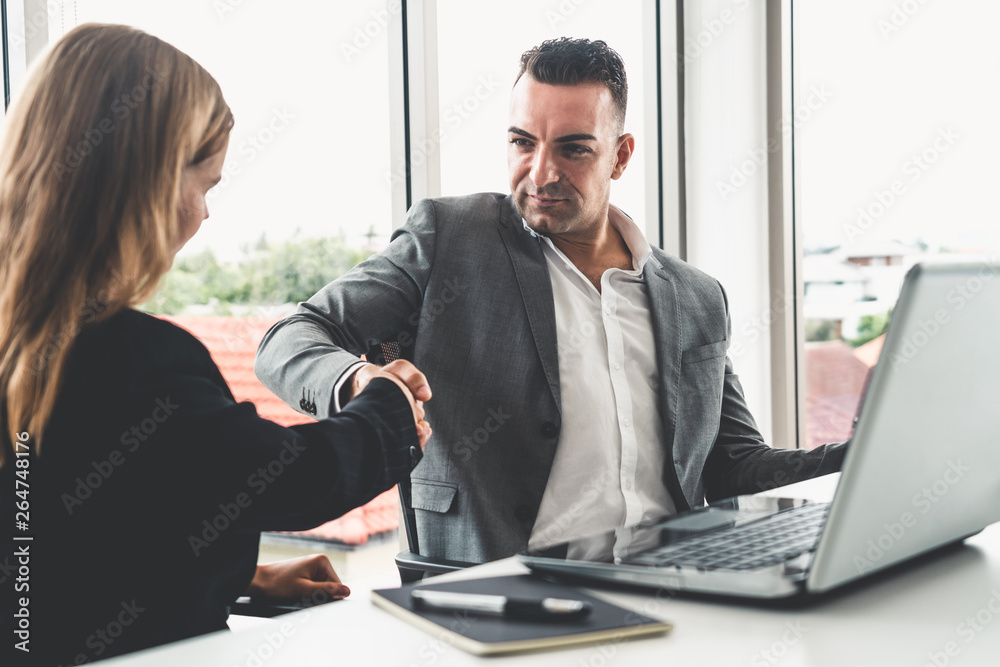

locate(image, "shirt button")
(622, 417), (631, 427)
(604, 306), (612, 316)
(613, 362), (621, 370)
(625, 480), (633, 491)
(540, 422), (558, 438)
(514, 505), (533, 522)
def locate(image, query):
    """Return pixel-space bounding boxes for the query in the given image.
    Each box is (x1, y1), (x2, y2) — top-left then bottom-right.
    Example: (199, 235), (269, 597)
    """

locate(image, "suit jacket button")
(514, 505), (533, 522)
(540, 422), (558, 438)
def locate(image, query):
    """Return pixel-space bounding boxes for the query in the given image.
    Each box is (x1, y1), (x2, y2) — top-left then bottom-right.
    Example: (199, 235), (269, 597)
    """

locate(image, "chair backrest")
(374, 341), (420, 555)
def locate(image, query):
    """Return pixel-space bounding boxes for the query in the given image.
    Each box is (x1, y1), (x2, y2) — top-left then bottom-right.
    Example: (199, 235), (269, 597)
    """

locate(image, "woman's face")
(176, 138), (229, 254)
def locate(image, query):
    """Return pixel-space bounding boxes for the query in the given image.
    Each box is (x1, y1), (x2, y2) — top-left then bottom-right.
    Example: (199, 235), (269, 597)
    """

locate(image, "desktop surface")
(103, 476), (1000, 666)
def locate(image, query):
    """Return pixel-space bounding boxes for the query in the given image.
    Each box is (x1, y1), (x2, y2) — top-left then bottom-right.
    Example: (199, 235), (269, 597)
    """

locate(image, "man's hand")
(347, 360), (432, 448)
(245, 554), (349, 603)
(350, 360), (432, 403)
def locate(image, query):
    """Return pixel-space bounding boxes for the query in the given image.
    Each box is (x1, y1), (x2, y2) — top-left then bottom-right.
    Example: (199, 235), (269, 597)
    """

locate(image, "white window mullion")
(5, 0), (51, 109)
(387, 0), (440, 230)
(766, 0), (802, 451)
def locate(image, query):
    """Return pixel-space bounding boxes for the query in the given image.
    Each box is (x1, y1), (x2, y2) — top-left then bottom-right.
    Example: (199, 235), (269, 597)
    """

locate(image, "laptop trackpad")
(661, 508), (742, 533)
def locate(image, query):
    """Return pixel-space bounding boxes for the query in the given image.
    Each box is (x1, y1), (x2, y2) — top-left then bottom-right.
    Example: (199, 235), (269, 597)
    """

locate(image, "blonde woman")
(0, 24), (430, 663)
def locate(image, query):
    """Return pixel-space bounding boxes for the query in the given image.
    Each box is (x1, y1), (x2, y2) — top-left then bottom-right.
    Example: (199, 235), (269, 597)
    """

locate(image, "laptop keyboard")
(628, 502), (831, 571)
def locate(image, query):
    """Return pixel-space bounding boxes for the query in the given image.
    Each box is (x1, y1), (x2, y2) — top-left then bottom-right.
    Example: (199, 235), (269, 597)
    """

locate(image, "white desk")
(106, 476), (1000, 666)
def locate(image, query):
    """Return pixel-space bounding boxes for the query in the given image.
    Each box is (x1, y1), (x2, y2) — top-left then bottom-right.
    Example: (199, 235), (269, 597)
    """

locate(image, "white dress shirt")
(527, 208), (677, 554)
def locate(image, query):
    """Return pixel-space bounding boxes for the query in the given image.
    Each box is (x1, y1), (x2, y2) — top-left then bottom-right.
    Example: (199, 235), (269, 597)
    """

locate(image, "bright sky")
(32, 0), (1000, 260)
(795, 1), (1000, 255)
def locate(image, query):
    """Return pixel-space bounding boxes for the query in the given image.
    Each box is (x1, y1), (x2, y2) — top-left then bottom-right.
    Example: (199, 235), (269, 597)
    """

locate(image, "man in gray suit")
(255, 38), (846, 563)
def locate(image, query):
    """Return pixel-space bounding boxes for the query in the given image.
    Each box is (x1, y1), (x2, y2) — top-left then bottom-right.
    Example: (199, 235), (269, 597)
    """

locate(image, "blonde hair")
(0, 24), (233, 465)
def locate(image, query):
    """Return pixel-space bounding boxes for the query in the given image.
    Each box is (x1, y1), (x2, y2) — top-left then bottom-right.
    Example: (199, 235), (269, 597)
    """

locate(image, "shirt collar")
(521, 205), (652, 273)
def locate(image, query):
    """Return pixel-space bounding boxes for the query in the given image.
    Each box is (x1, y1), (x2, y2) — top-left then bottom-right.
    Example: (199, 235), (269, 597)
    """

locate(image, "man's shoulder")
(647, 248), (727, 303)
(649, 247), (718, 285)
(416, 192), (511, 223)
(398, 193), (518, 246)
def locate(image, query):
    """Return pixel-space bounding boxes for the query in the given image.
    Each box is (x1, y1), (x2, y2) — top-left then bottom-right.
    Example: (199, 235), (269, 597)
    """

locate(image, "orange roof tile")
(853, 334), (886, 368)
(160, 315), (399, 546)
(804, 340), (871, 450)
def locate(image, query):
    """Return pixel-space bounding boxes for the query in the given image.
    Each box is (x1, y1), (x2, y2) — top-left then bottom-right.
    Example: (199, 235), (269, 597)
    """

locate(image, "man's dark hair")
(515, 37), (628, 132)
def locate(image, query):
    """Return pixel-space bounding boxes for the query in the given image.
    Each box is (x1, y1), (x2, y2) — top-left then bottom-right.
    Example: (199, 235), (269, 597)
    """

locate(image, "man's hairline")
(510, 73), (627, 137)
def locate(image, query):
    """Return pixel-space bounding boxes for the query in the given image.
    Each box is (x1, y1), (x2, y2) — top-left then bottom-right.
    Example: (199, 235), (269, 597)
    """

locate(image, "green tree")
(848, 310), (892, 347)
(805, 319), (837, 342)
(143, 237), (367, 315)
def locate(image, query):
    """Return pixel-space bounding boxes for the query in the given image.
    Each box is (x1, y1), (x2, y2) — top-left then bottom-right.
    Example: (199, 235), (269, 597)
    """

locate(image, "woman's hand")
(245, 554), (350, 603)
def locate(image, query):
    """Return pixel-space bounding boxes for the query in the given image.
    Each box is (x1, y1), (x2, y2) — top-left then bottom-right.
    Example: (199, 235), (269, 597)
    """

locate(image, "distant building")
(803, 241), (921, 339)
(842, 241), (910, 267)
(803, 254), (870, 304)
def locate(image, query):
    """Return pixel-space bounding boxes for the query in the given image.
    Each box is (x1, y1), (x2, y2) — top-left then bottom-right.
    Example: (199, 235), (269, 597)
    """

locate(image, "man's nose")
(529, 146), (558, 188)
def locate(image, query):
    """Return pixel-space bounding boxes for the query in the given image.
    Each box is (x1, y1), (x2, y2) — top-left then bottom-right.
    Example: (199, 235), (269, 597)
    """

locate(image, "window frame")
(675, 0), (801, 450)
(765, 0), (804, 450)
(4, 0), (50, 111)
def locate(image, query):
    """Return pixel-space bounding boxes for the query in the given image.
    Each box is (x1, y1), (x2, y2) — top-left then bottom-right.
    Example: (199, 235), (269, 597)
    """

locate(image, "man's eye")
(564, 145), (590, 155)
(509, 138), (532, 147)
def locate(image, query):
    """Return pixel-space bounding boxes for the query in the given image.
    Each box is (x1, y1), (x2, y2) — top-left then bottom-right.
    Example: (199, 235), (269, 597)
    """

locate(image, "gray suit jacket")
(255, 193), (846, 562)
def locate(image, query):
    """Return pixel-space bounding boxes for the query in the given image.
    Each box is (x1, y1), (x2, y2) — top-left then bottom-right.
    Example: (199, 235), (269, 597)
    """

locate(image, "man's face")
(507, 75), (633, 239)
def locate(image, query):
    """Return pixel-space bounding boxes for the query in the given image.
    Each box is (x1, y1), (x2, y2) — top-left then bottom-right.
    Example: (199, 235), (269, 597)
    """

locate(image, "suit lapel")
(644, 253), (682, 457)
(496, 195), (561, 413)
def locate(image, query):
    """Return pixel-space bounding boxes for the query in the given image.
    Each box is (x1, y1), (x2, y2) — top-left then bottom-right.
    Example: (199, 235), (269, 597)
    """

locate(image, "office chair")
(370, 341), (476, 583)
(394, 469), (476, 583)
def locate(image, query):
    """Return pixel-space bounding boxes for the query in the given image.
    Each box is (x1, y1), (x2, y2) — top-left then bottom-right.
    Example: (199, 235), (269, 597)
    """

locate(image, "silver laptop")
(520, 262), (1000, 598)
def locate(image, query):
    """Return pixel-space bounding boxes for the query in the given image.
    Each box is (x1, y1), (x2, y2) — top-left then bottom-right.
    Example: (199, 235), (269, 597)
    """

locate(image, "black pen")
(411, 590), (592, 620)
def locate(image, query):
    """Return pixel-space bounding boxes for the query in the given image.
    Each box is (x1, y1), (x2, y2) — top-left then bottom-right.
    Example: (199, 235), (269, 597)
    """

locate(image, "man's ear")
(611, 133), (635, 180)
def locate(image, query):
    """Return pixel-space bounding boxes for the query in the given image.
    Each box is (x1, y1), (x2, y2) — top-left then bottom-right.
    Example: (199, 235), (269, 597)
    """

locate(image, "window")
(794, 0), (999, 448)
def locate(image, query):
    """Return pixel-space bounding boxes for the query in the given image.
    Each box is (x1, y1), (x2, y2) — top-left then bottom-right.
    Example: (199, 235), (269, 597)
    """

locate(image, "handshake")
(345, 359), (433, 450)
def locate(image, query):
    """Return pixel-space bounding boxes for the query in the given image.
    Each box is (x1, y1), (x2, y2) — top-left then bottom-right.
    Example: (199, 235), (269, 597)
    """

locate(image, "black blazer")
(1, 309), (416, 664)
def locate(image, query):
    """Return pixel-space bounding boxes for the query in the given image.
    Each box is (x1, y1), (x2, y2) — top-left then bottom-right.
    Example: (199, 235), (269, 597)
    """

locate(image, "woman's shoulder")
(79, 308), (215, 374)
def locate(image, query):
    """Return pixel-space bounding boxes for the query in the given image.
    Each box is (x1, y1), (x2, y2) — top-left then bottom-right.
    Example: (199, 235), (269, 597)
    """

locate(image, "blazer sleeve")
(254, 199), (440, 419)
(132, 339), (418, 532)
(700, 283), (848, 502)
